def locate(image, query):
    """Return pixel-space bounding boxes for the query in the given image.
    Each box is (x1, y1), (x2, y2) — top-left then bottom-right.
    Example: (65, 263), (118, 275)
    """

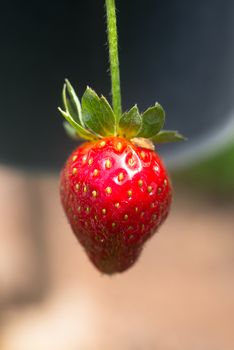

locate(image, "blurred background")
(0, 0), (234, 349)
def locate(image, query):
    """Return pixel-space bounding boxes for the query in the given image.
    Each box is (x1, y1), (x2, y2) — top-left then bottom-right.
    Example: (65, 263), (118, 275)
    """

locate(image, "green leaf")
(62, 79), (84, 127)
(81, 87), (116, 137)
(58, 107), (96, 140)
(137, 103), (165, 138)
(118, 105), (142, 138)
(151, 130), (187, 143)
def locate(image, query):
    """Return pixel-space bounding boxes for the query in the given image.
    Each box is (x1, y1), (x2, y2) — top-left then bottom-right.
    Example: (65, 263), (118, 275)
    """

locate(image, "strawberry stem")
(105, 0), (122, 124)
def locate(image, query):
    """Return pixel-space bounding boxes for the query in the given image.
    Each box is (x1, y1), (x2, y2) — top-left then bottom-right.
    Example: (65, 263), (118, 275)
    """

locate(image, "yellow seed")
(142, 224), (145, 230)
(105, 159), (112, 169)
(138, 179), (143, 188)
(88, 158), (93, 165)
(72, 168), (77, 175)
(127, 190), (132, 198)
(86, 207), (90, 214)
(77, 206), (81, 212)
(115, 203), (120, 209)
(147, 186), (153, 193)
(158, 187), (162, 194)
(102, 208), (107, 215)
(105, 187), (112, 194)
(150, 203), (155, 208)
(154, 165), (159, 172)
(82, 155), (87, 164)
(152, 214), (157, 220)
(140, 151), (146, 159)
(116, 142), (122, 152)
(83, 185), (88, 192)
(112, 222), (116, 228)
(135, 207), (138, 212)
(92, 190), (97, 197)
(72, 155), (78, 162)
(141, 212), (145, 218)
(118, 172), (124, 181)
(164, 179), (168, 186)
(93, 169), (99, 177)
(128, 158), (135, 167)
(75, 183), (80, 191)
(124, 214), (128, 220)
(94, 215), (98, 221)
(100, 141), (106, 147)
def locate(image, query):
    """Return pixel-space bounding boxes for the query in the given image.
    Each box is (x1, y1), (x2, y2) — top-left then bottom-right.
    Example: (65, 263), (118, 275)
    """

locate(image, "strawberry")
(58, 80), (185, 274)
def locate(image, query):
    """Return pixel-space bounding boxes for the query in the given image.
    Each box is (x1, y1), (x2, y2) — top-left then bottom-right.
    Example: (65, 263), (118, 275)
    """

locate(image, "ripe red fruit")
(58, 80), (185, 274)
(60, 136), (171, 274)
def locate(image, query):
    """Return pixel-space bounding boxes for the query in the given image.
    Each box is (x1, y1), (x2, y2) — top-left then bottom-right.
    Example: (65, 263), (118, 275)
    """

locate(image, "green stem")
(105, 0), (122, 121)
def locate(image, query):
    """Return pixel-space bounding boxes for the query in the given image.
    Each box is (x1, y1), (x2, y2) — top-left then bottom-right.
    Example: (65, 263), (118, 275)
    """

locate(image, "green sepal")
(81, 87), (116, 137)
(137, 103), (165, 138)
(63, 122), (81, 140)
(62, 79), (84, 127)
(118, 105), (142, 138)
(58, 79), (186, 145)
(58, 107), (96, 140)
(151, 130), (187, 143)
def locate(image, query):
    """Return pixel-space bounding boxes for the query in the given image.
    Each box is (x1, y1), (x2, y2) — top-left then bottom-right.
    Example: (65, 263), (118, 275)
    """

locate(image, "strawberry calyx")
(58, 79), (186, 148)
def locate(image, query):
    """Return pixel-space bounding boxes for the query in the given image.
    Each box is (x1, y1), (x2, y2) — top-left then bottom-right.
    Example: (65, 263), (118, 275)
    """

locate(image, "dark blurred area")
(1, 0), (234, 169)
(1, 1), (234, 349)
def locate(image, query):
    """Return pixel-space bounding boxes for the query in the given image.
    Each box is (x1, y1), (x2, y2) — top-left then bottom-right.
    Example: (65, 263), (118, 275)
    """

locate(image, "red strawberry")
(60, 137), (171, 274)
(58, 80), (185, 274)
